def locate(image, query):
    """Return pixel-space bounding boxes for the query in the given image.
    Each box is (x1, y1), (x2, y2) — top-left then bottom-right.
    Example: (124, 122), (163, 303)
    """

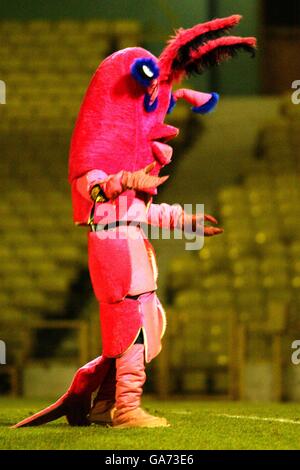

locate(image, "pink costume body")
(75, 168), (183, 362)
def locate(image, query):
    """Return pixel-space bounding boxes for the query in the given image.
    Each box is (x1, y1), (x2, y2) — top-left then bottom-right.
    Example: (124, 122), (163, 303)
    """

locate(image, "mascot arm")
(76, 164), (168, 202)
(147, 204), (224, 237)
(147, 203), (183, 230)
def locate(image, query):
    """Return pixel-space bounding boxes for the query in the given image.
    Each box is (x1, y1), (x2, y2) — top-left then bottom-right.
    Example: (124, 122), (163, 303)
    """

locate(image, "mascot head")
(69, 15), (256, 182)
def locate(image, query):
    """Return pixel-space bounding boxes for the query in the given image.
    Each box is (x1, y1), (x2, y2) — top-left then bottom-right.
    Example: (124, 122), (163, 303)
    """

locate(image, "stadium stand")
(1, 19), (300, 401)
(0, 19), (141, 131)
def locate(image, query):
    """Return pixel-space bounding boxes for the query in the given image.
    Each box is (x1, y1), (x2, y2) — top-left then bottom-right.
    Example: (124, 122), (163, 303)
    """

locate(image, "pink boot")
(113, 344), (169, 428)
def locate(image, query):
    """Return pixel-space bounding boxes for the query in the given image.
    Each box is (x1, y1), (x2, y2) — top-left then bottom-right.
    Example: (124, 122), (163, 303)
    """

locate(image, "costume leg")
(113, 343), (169, 428)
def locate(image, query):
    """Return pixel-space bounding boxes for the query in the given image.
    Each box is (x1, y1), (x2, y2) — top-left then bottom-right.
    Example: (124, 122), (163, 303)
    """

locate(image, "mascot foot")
(88, 399), (116, 425)
(12, 393), (91, 428)
(113, 407), (169, 428)
(12, 355), (113, 428)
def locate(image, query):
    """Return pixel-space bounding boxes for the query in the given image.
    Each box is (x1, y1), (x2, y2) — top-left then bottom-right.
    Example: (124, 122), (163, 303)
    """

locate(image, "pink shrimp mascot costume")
(14, 15), (256, 428)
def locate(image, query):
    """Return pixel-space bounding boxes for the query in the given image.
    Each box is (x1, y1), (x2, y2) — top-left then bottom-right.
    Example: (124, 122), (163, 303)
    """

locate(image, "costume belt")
(89, 220), (147, 232)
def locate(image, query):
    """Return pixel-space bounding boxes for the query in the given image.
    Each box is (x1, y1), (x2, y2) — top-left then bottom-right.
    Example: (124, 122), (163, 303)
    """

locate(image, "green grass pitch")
(0, 398), (299, 450)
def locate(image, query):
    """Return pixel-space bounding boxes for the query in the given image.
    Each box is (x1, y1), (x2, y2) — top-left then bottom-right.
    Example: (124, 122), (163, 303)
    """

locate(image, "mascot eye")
(130, 57), (160, 88)
(167, 94), (176, 114)
(131, 57), (160, 113)
(142, 64), (154, 78)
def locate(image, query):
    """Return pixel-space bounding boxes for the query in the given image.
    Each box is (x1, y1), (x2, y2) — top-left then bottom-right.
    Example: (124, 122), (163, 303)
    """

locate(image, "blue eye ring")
(144, 93), (158, 113)
(192, 92), (219, 114)
(130, 58), (160, 88)
(167, 93), (176, 114)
